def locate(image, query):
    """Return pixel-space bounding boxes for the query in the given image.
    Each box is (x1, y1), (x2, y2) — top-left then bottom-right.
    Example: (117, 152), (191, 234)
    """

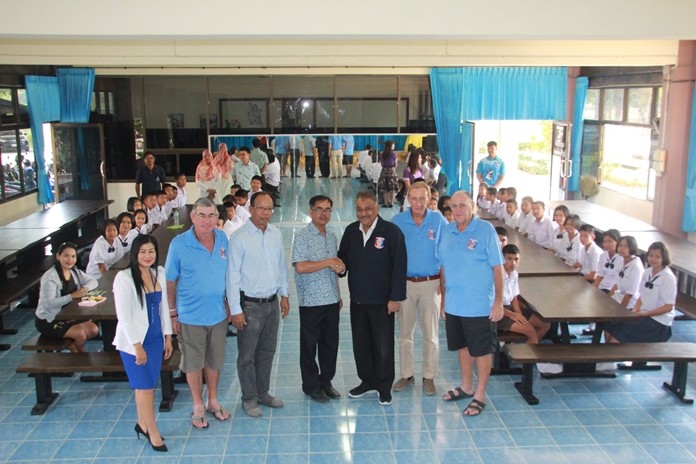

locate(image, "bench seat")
(21, 335), (74, 352)
(676, 292), (696, 321)
(492, 331), (528, 375)
(503, 342), (696, 405)
(17, 350), (181, 415)
(0, 272), (42, 306)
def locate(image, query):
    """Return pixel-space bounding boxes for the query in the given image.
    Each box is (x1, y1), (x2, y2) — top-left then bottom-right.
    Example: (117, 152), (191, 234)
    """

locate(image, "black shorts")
(498, 304), (534, 332)
(35, 316), (83, 338)
(445, 314), (496, 357)
(342, 155), (353, 165)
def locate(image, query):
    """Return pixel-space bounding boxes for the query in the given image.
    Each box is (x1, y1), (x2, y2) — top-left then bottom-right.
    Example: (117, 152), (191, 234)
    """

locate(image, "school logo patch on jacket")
(374, 237), (385, 249)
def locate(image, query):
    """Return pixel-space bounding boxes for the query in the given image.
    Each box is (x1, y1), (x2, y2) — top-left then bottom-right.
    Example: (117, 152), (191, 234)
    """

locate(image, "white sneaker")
(537, 363), (563, 374)
(596, 362), (616, 372)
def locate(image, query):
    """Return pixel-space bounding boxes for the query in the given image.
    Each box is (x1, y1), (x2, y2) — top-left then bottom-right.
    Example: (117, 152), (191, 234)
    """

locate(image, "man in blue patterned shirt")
(292, 195), (345, 403)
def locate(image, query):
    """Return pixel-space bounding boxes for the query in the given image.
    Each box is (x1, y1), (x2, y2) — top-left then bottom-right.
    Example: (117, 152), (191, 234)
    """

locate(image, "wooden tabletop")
(629, 230), (696, 277)
(55, 271), (117, 321)
(548, 200), (656, 233)
(0, 249), (18, 264)
(1, 200), (112, 230)
(492, 221), (579, 277)
(477, 208), (498, 221)
(519, 275), (639, 323)
(0, 228), (57, 251)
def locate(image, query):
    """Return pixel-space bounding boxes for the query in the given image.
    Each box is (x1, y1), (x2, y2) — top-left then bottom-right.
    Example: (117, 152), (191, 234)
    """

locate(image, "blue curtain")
(569, 77), (589, 192)
(430, 68), (466, 193)
(430, 67), (568, 194)
(212, 136), (255, 152)
(25, 76), (60, 204)
(56, 68), (95, 123)
(682, 89), (696, 232)
(353, 135), (379, 152)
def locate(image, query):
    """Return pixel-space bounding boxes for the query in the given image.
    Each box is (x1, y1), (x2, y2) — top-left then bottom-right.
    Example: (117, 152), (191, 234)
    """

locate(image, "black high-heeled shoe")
(135, 423), (168, 451)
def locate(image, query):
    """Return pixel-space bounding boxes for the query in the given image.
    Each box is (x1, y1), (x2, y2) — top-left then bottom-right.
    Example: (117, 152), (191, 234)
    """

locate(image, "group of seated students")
(480, 183), (678, 372)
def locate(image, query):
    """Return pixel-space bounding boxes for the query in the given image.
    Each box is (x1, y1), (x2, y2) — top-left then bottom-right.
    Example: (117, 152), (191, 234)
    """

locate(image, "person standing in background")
(135, 152), (167, 197)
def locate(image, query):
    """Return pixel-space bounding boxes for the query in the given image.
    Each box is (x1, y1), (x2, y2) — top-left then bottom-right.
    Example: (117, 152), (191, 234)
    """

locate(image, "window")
(583, 89), (599, 120)
(0, 86), (35, 201)
(602, 89), (624, 122)
(626, 88), (652, 125)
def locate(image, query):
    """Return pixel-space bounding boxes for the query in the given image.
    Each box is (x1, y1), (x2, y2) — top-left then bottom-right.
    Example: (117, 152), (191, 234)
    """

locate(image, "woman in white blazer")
(113, 235), (172, 452)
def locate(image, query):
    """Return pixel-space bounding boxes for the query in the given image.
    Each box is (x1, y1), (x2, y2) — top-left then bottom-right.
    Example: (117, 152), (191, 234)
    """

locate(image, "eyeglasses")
(195, 213), (219, 220)
(253, 206), (274, 213)
(312, 207), (333, 215)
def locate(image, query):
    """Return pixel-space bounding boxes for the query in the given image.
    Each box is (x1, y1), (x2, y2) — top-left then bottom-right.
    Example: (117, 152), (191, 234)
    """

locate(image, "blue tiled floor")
(2, 176), (696, 463)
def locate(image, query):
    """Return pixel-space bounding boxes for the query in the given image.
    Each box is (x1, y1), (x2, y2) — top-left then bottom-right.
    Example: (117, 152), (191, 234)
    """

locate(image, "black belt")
(242, 293), (277, 304)
(406, 274), (440, 283)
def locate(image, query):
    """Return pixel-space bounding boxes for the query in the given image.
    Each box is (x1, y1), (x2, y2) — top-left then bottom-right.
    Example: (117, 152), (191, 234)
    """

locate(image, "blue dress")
(120, 291), (164, 389)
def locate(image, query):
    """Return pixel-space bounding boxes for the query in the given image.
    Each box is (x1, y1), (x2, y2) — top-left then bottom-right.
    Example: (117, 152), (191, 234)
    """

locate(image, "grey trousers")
(236, 299), (280, 402)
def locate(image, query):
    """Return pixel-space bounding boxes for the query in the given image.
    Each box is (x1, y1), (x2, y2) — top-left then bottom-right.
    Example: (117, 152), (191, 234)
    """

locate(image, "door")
(48, 123), (107, 203)
(550, 121), (572, 201)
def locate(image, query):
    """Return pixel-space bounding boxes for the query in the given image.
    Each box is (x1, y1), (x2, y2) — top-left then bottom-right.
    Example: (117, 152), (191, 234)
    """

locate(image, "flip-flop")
(191, 413), (209, 429)
(206, 406), (230, 421)
(463, 399), (486, 416)
(442, 386), (473, 402)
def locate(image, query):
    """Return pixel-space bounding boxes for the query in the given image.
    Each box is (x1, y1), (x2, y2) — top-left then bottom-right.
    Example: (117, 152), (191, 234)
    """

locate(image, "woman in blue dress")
(113, 235), (173, 452)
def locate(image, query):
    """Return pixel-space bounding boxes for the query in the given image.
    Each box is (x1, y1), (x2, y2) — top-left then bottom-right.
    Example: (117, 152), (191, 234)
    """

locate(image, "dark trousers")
(305, 156), (316, 178)
(350, 302), (395, 394)
(319, 154), (330, 177)
(299, 303), (340, 394)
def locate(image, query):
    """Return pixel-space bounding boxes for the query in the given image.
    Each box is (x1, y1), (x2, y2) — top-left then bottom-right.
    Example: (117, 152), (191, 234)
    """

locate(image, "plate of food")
(79, 295), (107, 307)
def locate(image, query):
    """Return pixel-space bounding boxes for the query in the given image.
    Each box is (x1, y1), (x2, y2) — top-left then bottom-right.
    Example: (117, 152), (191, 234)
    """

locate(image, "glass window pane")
(271, 76), (334, 133)
(17, 89), (29, 125)
(626, 88), (653, 125)
(336, 76), (398, 133)
(0, 88), (16, 125)
(655, 87), (662, 120)
(209, 76), (271, 134)
(602, 89), (624, 122)
(599, 124), (651, 199)
(583, 89), (599, 120)
(1, 129), (23, 198)
(144, 77), (207, 149)
(400, 76), (435, 133)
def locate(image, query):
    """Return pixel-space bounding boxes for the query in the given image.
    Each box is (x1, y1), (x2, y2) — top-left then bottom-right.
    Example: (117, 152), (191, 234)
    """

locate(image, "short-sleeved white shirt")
(528, 216), (555, 249)
(503, 269), (519, 306)
(86, 236), (124, 279)
(556, 232), (582, 266)
(612, 255), (644, 309)
(579, 241), (602, 276)
(596, 251), (621, 291)
(639, 266), (677, 326)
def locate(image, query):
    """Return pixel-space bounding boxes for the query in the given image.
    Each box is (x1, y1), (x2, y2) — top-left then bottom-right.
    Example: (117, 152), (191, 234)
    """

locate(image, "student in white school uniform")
(173, 172), (188, 208)
(221, 200), (245, 239)
(116, 212), (136, 255)
(133, 209), (150, 235)
(142, 193), (162, 231)
(517, 196), (534, 234)
(527, 201), (556, 249)
(86, 219), (125, 280)
(555, 215), (582, 266)
(476, 183), (490, 210)
(574, 224), (602, 282)
(494, 188), (507, 219)
(155, 190), (171, 222)
(605, 241), (676, 344)
(485, 187), (501, 215)
(549, 205), (570, 254)
(584, 229), (622, 336)
(609, 235), (644, 310)
(503, 199), (522, 229)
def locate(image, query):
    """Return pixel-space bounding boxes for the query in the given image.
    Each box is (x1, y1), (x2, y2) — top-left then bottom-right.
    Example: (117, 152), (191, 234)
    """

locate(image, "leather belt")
(406, 274), (440, 283)
(242, 294), (277, 304)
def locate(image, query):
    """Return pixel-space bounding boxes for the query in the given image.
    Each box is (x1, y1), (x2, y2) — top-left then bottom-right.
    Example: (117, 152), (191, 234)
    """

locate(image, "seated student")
(527, 201), (555, 248)
(222, 199), (244, 238)
(86, 219), (125, 279)
(476, 183), (490, 210)
(494, 188), (507, 219)
(605, 241), (676, 344)
(155, 189), (171, 221)
(173, 171), (188, 208)
(575, 224), (602, 282)
(126, 196), (142, 214)
(442, 205), (453, 223)
(423, 157), (441, 185)
(506, 186), (517, 201)
(229, 183), (242, 198)
(248, 175), (264, 205)
(437, 195), (451, 214)
(133, 209), (150, 235)
(498, 244), (551, 345)
(518, 196), (534, 234)
(231, 192), (250, 223)
(235, 188), (251, 212)
(35, 242), (99, 352)
(555, 215), (582, 266)
(550, 205), (570, 254)
(484, 187), (499, 213)
(585, 229), (622, 335)
(495, 226), (508, 248)
(609, 235), (644, 309)
(503, 199), (521, 229)
(164, 183), (178, 211)
(263, 153), (281, 195)
(116, 212), (136, 254)
(142, 193), (161, 231)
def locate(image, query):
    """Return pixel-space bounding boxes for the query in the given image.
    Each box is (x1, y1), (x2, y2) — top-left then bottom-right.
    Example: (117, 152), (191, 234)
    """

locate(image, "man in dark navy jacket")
(338, 190), (407, 406)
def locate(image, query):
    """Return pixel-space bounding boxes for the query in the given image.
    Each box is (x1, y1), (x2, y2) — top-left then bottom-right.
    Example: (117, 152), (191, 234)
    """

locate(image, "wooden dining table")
(629, 230), (696, 278)
(548, 200), (657, 234)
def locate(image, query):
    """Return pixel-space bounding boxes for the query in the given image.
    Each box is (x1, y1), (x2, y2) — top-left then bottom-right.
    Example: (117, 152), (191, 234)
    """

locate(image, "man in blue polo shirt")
(437, 190), (504, 417)
(476, 141), (505, 188)
(392, 182), (447, 396)
(165, 198), (231, 429)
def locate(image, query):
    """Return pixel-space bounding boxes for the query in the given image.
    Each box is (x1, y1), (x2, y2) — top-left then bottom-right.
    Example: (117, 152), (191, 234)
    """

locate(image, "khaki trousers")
(396, 279), (440, 379)
(329, 150), (343, 178)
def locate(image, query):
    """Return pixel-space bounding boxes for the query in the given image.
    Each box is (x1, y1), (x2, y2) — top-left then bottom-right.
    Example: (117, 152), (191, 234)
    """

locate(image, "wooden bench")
(21, 334), (74, 352)
(16, 350), (181, 415)
(492, 331), (528, 375)
(0, 272), (42, 306)
(675, 292), (696, 321)
(503, 342), (696, 406)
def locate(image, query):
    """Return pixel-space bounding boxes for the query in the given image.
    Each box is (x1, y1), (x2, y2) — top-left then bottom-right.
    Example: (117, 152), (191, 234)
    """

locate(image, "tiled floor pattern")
(1, 177), (696, 463)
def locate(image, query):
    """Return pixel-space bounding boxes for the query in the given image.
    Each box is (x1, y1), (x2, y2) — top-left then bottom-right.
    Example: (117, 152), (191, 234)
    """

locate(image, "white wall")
(589, 187), (654, 225)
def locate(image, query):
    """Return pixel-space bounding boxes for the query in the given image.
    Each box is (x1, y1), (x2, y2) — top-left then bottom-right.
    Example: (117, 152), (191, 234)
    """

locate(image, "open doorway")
(472, 120), (555, 201)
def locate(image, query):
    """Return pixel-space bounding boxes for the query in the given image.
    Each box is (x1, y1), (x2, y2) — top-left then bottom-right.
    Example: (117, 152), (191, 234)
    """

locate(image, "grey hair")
(192, 197), (216, 212)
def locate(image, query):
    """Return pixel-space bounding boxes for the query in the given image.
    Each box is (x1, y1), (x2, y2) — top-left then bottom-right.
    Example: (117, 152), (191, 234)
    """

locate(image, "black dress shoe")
(348, 382), (375, 398)
(322, 386), (341, 399)
(307, 390), (329, 403)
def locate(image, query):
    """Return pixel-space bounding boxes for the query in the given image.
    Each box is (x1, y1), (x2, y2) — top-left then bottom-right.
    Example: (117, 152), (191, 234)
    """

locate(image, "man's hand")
(490, 301), (504, 322)
(387, 300), (400, 314)
(507, 311), (528, 325)
(329, 258), (346, 274)
(280, 296), (290, 319)
(229, 313), (246, 330)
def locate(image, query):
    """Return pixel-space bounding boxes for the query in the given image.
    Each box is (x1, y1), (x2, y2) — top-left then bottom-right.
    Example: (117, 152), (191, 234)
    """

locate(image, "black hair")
(502, 244), (520, 256)
(251, 175), (263, 183)
(554, 204), (570, 218)
(223, 199), (237, 209)
(234, 189), (248, 199)
(619, 235), (639, 256)
(129, 234), (159, 307)
(101, 219), (118, 238)
(579, 224), (595, 235)
(487, 187), (497, 196)
(176, 171), (186, 179)
(437, 195), (451, 212)
(564, 214), (583, 229)
(116, 212), (134, 232)
(126, 197), (139, 212)
(310, 195), (333, 208)
(506, 199), (518, 207)
(267, 153), (276, 163)
(221, 194), (236, 203)
(603, 229), (621, 244)
(133, 209), (148, 224)
(648, 241), (672, 267)
(495, 226), (508, 238)
(238, 146), (250, 154)
(252, 138), (261, 148)
(53, 242), (80, 285)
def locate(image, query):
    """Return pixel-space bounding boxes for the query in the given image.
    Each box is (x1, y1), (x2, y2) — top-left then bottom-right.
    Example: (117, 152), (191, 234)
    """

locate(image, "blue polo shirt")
(392, 208), (446, 278)
(329, 135), (344, 151)
(292, 222), (340, 307)
(437, 217), (503, 317)
(343, 135), (355, 156)
(476, 155), (505, 186)
(274, 136), (287, 155)
(165, 227), (228, 326)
